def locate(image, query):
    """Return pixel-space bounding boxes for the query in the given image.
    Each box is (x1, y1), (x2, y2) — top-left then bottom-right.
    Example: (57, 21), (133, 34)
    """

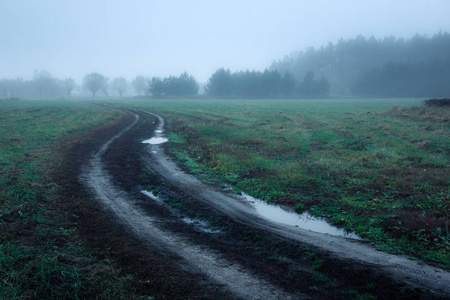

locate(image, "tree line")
(271, 31), (450, 97)
(0, 71), (149, 98)
(205, 68), (329, 98)
(3, 31), (448, 99)
(148, 72), (199, 97)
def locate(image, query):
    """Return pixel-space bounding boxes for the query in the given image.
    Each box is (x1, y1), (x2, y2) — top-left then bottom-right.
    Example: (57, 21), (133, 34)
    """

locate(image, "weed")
(312, 272), (328, 282)
(312, 259), (324, 270)
(294, 203), (304, 212)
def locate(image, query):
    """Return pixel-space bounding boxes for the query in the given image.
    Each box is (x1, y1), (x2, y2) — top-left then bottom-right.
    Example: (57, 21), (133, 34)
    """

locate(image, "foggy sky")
(1, 0), (449, 83)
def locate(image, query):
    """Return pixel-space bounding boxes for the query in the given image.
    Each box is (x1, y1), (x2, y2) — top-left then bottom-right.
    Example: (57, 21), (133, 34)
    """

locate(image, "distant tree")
(112, 77), (127, 97)
(261, 69), (282, 97)
(206, 68), (232, 96)
(281, 72), (297, 97)
(83, 73), (107, 97)
(148, 77), (165, 97)
(316, 75), (330, 96)
(176, 72), (199, 96)
(101, 78), (110, 97)
(132, 76), (148, 96)
(33, 70), (59, 98)
(62, 78), (76, 97)
(298, 71), (314, 96)
(149, 72), (199, 97)
(298, 71), (330, 97)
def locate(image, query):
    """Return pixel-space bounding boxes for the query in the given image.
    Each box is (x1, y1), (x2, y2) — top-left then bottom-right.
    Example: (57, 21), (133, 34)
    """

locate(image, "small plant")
(312, 259), (324, 270)
(294, 203), (304, 212)
(312, 272), (328, 282)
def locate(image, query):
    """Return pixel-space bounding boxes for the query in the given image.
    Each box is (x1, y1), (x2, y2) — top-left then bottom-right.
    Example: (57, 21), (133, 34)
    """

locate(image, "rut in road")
(81, 112), (302, 300)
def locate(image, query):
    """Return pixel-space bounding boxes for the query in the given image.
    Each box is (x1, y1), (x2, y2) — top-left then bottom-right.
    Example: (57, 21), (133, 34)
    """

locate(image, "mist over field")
(2, 1), (450, 298)
(1, 0), (449, 98)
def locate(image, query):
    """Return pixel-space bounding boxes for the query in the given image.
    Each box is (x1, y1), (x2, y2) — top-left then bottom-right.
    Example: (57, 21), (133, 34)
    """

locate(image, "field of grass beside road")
(119, 98), (449, 268)
(0, 99), (137, 298)
(2, 97), (448, 298)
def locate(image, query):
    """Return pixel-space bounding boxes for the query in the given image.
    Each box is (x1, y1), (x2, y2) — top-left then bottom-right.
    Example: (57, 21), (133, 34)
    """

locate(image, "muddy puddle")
(241, 193), (360, 239)
(142, 137), (168, 144)
(142, 126), (167, 144)
(141, 190), (222, 234)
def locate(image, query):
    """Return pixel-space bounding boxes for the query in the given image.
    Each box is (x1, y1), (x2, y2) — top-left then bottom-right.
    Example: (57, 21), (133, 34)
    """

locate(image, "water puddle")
(142, 119), (167, 144)
(141, 190), (220, 233)
(242, 193), (360, 239)
(142, 137), (168, 144)
(141, 190), (163, 202)
(182, 217), (222, 234)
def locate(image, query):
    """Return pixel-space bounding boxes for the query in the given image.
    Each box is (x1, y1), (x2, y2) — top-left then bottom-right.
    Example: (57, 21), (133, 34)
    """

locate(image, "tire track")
(81, 111), (302, 300)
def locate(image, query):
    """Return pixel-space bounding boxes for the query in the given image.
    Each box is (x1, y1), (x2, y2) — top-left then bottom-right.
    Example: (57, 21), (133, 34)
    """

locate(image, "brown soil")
(55, 108), (450, 299)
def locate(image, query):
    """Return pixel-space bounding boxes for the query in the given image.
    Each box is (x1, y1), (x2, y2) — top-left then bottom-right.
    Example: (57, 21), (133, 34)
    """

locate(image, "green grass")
(109, 97), (449, 268)
(0, 99), (138, 298)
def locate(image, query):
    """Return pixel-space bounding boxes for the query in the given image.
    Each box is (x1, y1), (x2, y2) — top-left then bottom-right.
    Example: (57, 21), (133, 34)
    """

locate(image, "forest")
(271, 32), (450, 97)
(205, 68), (329, 98)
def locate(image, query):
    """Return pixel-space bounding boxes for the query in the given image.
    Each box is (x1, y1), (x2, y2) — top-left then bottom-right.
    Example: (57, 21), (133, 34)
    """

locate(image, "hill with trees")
(271, 32), (450, 97)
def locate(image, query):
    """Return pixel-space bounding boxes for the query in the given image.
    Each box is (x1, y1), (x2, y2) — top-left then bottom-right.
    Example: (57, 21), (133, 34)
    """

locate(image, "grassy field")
(116, 97), (449, 268)
(1, 97), (449, 298)
(0, 99), (138, 298)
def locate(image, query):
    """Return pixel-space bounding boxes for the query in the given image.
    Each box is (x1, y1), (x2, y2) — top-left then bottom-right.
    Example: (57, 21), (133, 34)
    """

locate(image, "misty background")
(1, 0), (449, 98)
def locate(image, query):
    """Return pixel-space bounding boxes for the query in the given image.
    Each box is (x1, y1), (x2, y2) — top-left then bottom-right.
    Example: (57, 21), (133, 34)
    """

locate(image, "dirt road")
(79, 108), (450, 299)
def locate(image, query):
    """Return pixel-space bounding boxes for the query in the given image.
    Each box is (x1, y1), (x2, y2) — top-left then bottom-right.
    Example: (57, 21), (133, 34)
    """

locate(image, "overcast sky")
(1, 0), (449, 83)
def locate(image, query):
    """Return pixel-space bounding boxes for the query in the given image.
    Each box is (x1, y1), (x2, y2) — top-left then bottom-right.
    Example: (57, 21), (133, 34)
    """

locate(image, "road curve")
(81, 111), (302, 300)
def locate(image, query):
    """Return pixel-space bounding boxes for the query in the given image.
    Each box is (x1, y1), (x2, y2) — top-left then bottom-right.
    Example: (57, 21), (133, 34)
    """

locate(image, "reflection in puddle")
(142, 137), (168, 144)
(141, 190), (163, 202)
(182, 217), (221, 233)
(242, 193), (360, 239)
(141, 190), (220, 233)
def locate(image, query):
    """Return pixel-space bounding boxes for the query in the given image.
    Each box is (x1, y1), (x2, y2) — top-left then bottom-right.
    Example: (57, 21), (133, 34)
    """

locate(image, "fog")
(1, 0), (448, 85)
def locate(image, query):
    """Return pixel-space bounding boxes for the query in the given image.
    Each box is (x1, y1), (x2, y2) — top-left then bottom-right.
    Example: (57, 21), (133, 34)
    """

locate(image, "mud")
(72, 107), (450, 299)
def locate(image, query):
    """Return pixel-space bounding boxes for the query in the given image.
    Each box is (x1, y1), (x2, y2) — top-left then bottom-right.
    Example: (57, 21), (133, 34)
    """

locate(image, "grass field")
(1, 97), (449, 298)
(0, 99), (137, 298)
(116, 97), (449, 268)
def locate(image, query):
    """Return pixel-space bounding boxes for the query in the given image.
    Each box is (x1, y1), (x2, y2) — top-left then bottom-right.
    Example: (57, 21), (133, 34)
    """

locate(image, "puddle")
(182, 217), (221, 234)
(142, 122), (168, 145)
(142, 137), (168, 144)
(242, 193), (360, 239)
(141, 190), (220, 233)
(141, 190), (163, 203)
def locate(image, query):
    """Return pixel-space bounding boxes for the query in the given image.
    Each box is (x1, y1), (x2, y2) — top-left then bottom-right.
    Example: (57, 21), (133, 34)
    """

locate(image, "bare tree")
(62, 78), (76, 97)
(112, 77), (128, 97)
(83, 73), (107, 97)
(132, 75), (148, 96)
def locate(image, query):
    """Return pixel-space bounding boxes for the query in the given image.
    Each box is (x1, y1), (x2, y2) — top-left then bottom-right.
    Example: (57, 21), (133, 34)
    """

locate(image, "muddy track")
(80, 108), (450, 299)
